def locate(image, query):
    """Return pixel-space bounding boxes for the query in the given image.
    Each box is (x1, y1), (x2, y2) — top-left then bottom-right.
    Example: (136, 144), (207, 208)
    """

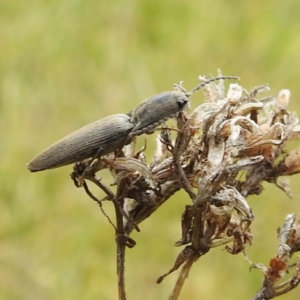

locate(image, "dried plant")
(70, 73), (300, 300)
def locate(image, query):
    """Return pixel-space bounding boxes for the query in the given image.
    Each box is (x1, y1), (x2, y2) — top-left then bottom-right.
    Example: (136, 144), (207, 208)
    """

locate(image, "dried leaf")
(112, 157), (157, 188)
(278, 146), (300, 176)
(266, 257), (287, 280)
(275, 177), (293, 198)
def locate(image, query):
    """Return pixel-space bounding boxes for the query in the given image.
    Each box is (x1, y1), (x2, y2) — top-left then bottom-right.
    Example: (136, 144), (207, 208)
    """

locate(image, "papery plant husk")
(71, 74), (300, 300)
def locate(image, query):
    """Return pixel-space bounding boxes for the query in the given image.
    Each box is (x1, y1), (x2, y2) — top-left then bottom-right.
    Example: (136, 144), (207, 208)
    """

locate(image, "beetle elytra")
(27, 114), (134, 172)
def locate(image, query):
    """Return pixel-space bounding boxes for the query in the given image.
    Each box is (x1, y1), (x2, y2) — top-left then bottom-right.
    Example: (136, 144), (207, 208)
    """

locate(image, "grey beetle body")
(129, 91), (189, 137)
(27, 114), (133, 172)
(28, 76), (239, 172)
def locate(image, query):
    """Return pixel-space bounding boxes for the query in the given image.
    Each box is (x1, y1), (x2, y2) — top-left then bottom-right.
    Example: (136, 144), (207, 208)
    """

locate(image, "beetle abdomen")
(27, 114), (133, 172)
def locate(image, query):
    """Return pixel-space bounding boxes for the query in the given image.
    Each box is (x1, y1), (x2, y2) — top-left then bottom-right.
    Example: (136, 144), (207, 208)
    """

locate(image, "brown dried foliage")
(71, 75), (300, 300)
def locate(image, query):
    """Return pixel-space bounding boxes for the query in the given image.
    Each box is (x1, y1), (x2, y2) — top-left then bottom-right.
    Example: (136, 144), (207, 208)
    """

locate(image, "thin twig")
(168, 257), (195, 300)
(82, 181), (117, 231)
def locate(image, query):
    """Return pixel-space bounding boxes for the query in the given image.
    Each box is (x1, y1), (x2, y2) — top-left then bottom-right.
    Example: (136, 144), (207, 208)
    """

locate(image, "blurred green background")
(1, 0), (300, 299)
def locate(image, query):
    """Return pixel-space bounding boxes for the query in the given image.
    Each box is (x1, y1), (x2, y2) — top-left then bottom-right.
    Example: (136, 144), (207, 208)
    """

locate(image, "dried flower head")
(70, 73), (300, 299)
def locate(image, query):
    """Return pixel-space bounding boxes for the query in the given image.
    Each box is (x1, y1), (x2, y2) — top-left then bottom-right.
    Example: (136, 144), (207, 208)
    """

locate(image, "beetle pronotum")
(129, 91), (189, 137)
(129, 76), (239, 137)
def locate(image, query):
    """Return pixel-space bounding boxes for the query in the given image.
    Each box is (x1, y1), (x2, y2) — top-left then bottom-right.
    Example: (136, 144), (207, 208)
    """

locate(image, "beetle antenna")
(187, 75), (240, 96)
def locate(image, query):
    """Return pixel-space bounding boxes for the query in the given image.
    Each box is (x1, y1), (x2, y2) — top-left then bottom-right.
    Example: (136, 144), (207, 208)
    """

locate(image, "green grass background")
(1, 0), (300, 299)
